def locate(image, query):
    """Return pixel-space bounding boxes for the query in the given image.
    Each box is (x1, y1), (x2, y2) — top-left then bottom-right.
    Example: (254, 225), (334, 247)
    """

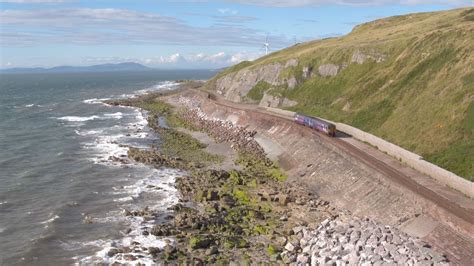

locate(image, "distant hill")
(205, 8), (474, 180)
(1, 62), (153, 73)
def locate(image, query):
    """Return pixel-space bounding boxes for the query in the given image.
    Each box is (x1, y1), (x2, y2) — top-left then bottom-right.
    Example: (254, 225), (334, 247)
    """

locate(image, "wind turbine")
(262, 36), (270, 55)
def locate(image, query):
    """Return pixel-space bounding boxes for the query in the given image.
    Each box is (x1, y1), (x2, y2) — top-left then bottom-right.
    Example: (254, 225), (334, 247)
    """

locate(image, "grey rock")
(297, 253), (310, 264)
(302, 244), (312, 254)
(285, 242), (296, 252)
(205, 246), (218, 255)
(302, 66), (313, 80)
(293, 226), (305, 234)
(318, 64), (340, 77)
(285, 59), (298, 68)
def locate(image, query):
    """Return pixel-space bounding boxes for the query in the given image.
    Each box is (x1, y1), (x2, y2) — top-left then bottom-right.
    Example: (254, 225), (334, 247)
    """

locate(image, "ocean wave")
(103, 112), (123, 119)
(135, 81), (180, 95)
(74, 129), (104, 136)
(83, 134), (129, 166)
(58, 114), (125, 123)
(25, 104), (43, 108)
(0, 227), (5, 234)
(40, 214), (60, 228)
(77, 168), (182, 265)
(60, 239), (109, 251)
(58, 116), (101, 122)
(83, 98), (111, 105)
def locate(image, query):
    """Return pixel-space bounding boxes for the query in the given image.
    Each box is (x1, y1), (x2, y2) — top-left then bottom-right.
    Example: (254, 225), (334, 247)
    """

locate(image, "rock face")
(259, 93), (281, 108)
(215, 63), (285, 102)
(281, 215), (449, 265)
(259, 92), (298, 108)
(302, 66), (313, 80)
(351, 49), (387, 64)
(287, 76), (298, 89)
(318, 64), (340, 77)
(214, 58), (301, 103)
(351, 50), (367, 64)
(285, 58), (299, 68)
(258, 92), (298, 108)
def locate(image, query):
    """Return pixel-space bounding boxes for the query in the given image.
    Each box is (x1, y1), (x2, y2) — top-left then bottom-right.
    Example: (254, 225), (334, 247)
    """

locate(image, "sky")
(0, 0), (471, 69)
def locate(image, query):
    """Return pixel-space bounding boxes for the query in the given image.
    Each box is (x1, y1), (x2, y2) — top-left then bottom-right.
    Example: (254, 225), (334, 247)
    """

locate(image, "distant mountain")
(1, 62), (153, 73)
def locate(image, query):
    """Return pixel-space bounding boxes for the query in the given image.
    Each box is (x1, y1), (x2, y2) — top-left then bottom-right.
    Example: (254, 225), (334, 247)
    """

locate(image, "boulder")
(318, 64), (340, 77)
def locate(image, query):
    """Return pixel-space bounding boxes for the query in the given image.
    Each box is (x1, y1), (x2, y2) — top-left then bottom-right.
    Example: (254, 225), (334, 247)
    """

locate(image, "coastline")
(97, 81), (451, 264)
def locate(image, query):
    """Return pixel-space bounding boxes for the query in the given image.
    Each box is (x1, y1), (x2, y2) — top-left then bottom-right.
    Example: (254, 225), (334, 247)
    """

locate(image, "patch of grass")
(233, 189), (250, 205)
(221, 61), (253, 76)
(462, 72), (474, 86)
(351, 100), (395, 131)
(267, 245), (279, 255)
(159, 127), (222, 164)
(462, 102), (474, 133)
(247, 81), (271, 102)
(138, 101), (173, 116)
(136, 99), (223, 166)
(269, 168), (288, 182)
(235, 151), (287, 182)
(424, 141), (474, 181)
(252, 224), (267, 235)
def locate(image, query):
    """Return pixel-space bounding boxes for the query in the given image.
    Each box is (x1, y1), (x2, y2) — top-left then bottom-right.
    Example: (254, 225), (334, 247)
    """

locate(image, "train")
(294, 113), (336, 137)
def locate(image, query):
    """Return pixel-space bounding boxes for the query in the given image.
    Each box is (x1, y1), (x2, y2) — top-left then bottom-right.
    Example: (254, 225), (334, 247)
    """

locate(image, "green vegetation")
(236, 151), (287, 182)
(246, 81), (271, 101)
(136, 97), (222, 166)
(206, 8), (474, 180)
(232, 189), (250, 204)
(267, 245), (280, 255)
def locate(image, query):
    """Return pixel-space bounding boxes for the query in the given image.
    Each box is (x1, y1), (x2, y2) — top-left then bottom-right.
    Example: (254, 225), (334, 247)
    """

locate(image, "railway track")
(202, 90), (474, 227)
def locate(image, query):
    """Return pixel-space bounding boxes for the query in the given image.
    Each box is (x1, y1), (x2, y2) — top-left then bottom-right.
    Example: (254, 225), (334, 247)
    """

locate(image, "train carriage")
(294, 113), (336, 137)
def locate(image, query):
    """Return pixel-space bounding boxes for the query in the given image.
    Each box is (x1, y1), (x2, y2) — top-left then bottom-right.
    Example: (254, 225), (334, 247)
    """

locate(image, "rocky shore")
(101, 84), (449, 265)
(284, 214), (448, 265)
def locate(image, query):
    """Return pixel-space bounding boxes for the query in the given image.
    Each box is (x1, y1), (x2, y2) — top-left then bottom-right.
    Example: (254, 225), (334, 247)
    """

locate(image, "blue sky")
(0, 0), (471, 69)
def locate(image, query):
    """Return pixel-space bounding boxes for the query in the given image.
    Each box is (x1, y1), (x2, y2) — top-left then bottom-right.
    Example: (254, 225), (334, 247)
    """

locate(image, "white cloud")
(218, 8), (238, 14)
(0, 8), (285, 47)
(216, 0), (472, 6)
(77, 51), (262, 68)
(0, 0), (72, 2)
(160, 53), (185, 63)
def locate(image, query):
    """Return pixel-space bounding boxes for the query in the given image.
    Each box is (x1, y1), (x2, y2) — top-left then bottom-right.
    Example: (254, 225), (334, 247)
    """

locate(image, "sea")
(0, 70), (217, 265)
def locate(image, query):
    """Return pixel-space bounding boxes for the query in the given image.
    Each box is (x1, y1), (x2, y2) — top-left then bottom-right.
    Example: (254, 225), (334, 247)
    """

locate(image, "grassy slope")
(206, 8), (474, 180)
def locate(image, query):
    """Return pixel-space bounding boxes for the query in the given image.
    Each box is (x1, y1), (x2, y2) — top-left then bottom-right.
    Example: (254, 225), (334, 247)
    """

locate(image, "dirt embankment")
(166, 89), (474, 265)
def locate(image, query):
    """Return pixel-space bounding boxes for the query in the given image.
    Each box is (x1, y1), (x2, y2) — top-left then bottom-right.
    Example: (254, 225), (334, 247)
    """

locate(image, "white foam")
(103, 112), (123, 119)
(58, 116), (100, 122)
(120, 81), (181, 98)
(60, 239), (109, 251)
(75, 129), (104, 136)
(83, 98), (111, 105)
(40, 214), (60, 228)
(0, 227), (5, 233)
(24, 104), (43, 108)
(0, 201), (7, 205)
(89, 215), (126, 224)
(77, 168), (183, 265)
(82, 133), (139, 167)
(113, 196), (134, 203)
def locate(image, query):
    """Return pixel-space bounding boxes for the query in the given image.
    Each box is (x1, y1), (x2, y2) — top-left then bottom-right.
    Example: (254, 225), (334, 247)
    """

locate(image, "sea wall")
(264, 107), (474, 199)
(169, 91), (473, 264)
(333, 123), (474, 198)
(194, 102), (428, 227)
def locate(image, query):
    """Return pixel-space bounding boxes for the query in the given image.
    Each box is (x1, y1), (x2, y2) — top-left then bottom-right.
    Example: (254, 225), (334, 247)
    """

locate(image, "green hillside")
(206, 8), (474, 180)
